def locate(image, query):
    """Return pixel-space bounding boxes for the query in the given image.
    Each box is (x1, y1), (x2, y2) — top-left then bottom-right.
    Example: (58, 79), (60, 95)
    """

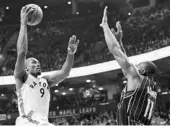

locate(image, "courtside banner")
(49, 106), (97, 118)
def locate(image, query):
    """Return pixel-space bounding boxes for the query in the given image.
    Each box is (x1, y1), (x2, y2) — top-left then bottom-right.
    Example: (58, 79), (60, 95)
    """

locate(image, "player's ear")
(25, 66), (28, 72)
(139, 69), (146, 75)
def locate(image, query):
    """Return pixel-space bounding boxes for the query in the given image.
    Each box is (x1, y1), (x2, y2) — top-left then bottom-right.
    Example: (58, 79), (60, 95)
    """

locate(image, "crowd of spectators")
(49, 88), (170, 125)
(50, 107), (170, 125)
(0, 86), (169, 125)
(51, 111), (117, 125)
(0, 4), (170, 76)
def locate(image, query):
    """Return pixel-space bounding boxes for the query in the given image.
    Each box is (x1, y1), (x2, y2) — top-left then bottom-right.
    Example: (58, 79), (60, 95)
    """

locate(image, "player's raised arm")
(45, 35), (79, 87)
(14, 6), (34, 90)
(111, 21), (128, 77)
(100, 6), (140, 80)
(111, 21), (127, 56)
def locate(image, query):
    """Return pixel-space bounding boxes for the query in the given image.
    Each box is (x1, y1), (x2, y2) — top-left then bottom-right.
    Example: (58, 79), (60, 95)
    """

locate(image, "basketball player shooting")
(100, 6), (157, 125)
(14, 6), (79, 126)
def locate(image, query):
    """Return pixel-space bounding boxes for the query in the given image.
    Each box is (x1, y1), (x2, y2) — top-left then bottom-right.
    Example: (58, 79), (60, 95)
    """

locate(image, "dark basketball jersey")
(116, 77), (157, 125)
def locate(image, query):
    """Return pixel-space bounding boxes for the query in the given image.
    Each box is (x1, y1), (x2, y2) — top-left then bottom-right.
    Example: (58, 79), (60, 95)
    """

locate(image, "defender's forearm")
(119, 41), (127, 56)
(17, 24), (28, 55)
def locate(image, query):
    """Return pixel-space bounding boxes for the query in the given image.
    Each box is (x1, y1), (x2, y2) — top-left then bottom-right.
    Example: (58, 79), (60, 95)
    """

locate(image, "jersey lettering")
(30, 81), (48, 89)
(39, 82), (41, 86)
(29, 79), (48, 98)
(30, 85), (34, 88)
(43, 83), (46, 88)
(30, 81), (38, 89)
(144, 86), (157, 119)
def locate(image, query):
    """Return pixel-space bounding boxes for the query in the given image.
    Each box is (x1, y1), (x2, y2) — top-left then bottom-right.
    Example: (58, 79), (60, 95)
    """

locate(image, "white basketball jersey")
(16, 74), (50, 122)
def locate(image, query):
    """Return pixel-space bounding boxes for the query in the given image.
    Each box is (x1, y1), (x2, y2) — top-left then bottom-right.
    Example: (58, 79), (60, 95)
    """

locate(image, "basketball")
(26, 4), (43, 26)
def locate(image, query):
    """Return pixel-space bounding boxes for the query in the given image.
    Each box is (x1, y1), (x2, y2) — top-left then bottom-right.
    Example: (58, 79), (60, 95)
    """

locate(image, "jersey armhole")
(22, 72), (28, 83)
(15, 72), (28, 93)
(16, 72), (28, 83)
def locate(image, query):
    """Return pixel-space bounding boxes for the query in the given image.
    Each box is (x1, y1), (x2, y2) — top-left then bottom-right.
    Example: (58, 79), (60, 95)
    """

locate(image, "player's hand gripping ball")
(24, 4), (43, 26)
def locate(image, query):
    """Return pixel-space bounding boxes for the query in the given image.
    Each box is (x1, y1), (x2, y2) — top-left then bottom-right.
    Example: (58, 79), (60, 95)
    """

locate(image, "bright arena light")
(98, 87), (103, 90)
(76, 12), (79, 15)
(123, 80), (127, 83)
(6, 6), (9, 10)
(86, 79), (91, 83)
(128, 12), (131, 16)
(1, 94), (4, 96)
(7, 114), (11, 119)
(54, 90), (59, 93)
(69, 88), (73, 91)
(44, 6), (48, 9)
(62, 92), (66, 95)
(68, 1), (71, 5)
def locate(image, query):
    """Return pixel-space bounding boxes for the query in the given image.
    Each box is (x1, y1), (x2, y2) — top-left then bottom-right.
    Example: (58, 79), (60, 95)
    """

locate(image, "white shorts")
(15, 116), (55, 126)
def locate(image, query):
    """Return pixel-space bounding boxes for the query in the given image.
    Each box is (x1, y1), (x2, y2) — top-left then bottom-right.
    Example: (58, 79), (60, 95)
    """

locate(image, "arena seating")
(0, 5), (169, 76)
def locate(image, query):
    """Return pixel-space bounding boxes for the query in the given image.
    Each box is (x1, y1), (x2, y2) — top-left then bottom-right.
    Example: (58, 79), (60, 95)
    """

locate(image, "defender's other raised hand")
(116, 21), (122, 32)
(111, 21), (123, 42)
(100, 6), (108, 27)
(68, 35), (79, 54)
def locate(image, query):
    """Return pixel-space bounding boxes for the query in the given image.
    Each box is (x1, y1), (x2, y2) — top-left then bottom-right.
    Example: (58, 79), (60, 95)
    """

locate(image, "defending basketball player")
(14, 6), (79, 126)
(100, 6), (157, 125)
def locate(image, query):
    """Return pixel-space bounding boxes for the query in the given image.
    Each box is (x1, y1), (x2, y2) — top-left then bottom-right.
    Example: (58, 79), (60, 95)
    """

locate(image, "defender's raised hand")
(111, 21), (126, 56)
(116, 21), (122, 32)
(68, 35), (79, 54)
(111, 21), (123, 42)
(100, 6), (108, 27)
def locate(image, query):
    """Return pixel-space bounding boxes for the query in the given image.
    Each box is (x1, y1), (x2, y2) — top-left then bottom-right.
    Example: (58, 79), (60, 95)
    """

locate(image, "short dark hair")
(141, 61), (157, 77)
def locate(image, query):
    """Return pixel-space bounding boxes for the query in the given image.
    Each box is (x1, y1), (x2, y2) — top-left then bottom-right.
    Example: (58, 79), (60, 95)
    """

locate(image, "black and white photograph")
(0, 0), (170, 125)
